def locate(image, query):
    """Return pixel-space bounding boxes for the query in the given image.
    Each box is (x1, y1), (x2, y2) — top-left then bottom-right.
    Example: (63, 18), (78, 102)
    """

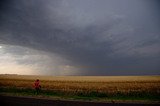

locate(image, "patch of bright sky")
(0, 44), (80, 75)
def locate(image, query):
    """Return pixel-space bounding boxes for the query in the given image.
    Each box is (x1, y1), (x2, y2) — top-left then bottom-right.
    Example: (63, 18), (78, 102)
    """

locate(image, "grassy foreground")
(0, 75), (160, 102)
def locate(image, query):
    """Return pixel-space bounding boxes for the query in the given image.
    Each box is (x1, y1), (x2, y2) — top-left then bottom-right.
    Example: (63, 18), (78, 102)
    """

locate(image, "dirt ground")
(0, 95), (159, 106)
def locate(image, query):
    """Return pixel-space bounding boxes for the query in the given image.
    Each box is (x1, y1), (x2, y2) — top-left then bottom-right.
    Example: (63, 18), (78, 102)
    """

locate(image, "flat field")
(0, 75), (160, 101)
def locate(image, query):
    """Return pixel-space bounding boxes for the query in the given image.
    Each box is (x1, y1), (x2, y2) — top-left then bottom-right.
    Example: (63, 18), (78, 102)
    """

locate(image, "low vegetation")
(0, 75), (160, 101)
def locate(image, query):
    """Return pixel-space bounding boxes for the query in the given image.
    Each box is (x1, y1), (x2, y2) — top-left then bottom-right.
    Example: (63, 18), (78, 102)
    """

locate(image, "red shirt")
(34, 81), (40, 89)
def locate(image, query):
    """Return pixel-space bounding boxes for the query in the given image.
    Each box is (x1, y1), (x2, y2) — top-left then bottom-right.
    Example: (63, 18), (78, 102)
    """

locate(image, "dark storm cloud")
(0, 0), (160, 75)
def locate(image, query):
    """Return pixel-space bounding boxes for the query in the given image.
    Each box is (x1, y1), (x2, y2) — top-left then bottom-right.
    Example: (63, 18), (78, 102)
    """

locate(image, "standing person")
(34, 79), (41, 95)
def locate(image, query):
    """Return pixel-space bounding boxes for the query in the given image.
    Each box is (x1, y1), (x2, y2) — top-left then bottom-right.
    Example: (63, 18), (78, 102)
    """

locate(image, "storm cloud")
(0, 0), (160, 75)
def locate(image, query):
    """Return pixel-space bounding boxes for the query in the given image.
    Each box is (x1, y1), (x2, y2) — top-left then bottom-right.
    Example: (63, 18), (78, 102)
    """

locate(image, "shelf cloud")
(0, 0), (160, 75)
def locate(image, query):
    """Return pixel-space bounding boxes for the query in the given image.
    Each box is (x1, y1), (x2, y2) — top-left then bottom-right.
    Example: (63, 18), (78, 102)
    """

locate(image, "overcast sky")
(0, 0), (160, 75)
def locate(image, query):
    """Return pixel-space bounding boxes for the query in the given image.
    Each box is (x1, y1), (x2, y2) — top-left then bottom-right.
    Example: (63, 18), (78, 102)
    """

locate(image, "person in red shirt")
(34, 79), (41, 94)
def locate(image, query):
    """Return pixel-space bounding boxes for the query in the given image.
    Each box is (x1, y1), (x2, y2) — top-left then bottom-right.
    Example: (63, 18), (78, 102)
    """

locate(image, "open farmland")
(0, 75), (160, 101)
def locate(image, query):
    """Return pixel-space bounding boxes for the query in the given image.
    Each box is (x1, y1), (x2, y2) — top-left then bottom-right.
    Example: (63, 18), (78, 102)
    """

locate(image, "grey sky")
(0, 0), (160, 75)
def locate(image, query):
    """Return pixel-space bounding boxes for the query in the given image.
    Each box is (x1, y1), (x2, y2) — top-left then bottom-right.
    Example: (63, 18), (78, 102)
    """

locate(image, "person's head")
(36, 79), (39, 82)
